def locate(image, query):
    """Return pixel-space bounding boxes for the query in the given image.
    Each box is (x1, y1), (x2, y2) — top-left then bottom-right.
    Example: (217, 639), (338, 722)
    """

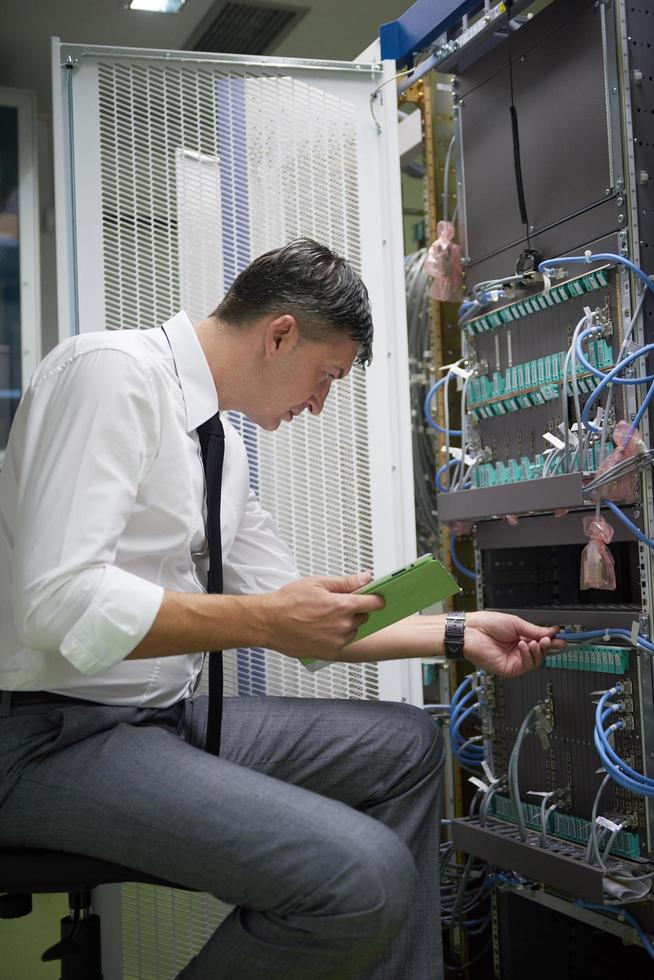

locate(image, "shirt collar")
(160, 311), (218, 433)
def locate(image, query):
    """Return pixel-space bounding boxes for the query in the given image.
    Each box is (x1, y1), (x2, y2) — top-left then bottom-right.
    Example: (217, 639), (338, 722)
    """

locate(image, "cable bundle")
(449, 674), (485, 771)
(405, 251), (441, 555)
(594, 685), (654, 798)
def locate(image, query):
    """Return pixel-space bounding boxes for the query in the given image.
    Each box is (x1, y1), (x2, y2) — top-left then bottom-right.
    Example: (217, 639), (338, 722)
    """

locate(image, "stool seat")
(0, 847), (183, 893)
(0, 848), (192, 978)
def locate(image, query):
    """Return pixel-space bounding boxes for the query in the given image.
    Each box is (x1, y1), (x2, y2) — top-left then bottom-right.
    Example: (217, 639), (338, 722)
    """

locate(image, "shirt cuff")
(60, 566), (164, 675)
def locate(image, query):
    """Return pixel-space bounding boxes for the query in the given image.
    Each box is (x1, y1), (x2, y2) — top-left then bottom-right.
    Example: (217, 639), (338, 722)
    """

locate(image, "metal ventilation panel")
(188, 0), (307, 55)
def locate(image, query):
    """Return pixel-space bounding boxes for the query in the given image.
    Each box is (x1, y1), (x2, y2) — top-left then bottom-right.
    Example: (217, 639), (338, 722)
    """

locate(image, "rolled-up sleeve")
(13, 348), (165, 674)
(59, 566), (163, 675)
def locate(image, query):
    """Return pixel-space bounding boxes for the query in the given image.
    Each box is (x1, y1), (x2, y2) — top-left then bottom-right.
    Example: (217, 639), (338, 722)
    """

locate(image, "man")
(0, 239), (561, 978)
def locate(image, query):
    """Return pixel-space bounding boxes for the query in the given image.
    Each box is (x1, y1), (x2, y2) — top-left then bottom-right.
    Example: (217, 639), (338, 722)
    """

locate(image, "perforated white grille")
(175, 149), (223, 323)
(97, 59), (376, 701)
(98, 63), (219, 330)
(120, 885), (230, 979)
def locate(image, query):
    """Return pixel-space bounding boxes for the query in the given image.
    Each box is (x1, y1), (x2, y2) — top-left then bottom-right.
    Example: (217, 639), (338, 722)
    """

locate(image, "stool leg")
(59, 911), (103, 980)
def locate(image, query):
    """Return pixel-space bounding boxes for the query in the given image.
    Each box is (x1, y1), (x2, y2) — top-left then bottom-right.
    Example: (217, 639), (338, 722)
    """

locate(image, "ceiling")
(0, 0), (410, 113)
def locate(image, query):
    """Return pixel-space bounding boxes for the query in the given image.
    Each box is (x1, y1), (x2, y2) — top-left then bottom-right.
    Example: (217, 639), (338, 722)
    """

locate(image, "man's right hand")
(261, 572), (385, 661)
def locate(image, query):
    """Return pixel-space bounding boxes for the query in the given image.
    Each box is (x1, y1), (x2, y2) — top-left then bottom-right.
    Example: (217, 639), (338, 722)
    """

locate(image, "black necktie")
(198, 412), (225, 756)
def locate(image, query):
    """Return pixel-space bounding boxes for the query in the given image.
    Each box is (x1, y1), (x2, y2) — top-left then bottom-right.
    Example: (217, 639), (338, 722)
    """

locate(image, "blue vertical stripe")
(216, 75), (265, 694)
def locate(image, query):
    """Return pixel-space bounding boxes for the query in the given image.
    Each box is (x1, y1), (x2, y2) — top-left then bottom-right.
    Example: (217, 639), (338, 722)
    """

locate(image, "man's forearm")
(337, 615), (446, 663)
(127, 589), (270, 660)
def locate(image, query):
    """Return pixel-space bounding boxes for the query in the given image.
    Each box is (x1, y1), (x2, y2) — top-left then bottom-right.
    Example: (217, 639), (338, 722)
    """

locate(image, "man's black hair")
(213, 239), (373, 366)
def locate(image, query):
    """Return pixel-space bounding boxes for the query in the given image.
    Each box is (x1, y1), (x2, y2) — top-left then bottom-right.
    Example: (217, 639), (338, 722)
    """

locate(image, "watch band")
(444, 611), (466, 661)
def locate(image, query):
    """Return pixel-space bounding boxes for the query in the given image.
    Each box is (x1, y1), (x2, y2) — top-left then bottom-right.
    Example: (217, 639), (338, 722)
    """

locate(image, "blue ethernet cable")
(436, 460), (472, 493)
(450, 531), (477, 581)
(581, 344), (654, 432)
(576, 327), (654, 432)
(595, 703), (654, 792)
(449, 678), (485, 768)
(633, 379), (654, 428)
(595, 690), (654, 788)
(593, 688), (654, 797)
(450, 686), (477, 717)
(458, 301), (479, 319)
(555, 627), (654, 656)
(574, 902), (654, 961)
(451, 703), (482, 748)
(538, 253), (654, 298)
(543, 252), (654, 431)
(450, 673), (473, 708)
(424, 373), (463, 436)
(436, 461), (454, 492)
(458, 290), (502, 327)
(575, 328), (654, 385)
(602, 499), (654, 552)
(451, 707), (485, 767)
(594, 723), (654, 797)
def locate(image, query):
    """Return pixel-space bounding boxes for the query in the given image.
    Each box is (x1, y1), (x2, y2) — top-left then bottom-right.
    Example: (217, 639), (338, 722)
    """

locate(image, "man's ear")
(263, 314), (299, 357)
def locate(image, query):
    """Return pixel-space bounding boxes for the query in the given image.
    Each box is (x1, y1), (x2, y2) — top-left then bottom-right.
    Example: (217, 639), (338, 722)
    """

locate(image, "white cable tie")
(443, 446), (477, 466)
(630, 620), (641, 647)
(604, 630), (612, 644)
(468, 776), (490, 793)
(584, 249), (593, 262)
(448, 363), (472, 381)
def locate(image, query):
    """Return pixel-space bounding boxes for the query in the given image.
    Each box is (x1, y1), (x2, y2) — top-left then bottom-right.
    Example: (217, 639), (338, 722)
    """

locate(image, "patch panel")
(543, 645), (631, 674)
(468, 340), (613, 419)
(465, 268), (611, 335)
(471, 442), (613, 489)
(489, 794), (641, 859)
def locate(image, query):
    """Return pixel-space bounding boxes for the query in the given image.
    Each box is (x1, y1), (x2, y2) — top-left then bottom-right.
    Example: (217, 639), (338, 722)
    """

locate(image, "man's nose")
(307, 379), (332, 416)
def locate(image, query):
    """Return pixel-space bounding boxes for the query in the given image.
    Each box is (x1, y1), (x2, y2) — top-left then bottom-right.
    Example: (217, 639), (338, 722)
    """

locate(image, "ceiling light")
(128, 0), (186, 12)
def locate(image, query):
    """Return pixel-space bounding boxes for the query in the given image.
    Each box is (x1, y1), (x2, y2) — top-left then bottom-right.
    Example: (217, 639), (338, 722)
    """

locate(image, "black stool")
(0, 848), (190, 979)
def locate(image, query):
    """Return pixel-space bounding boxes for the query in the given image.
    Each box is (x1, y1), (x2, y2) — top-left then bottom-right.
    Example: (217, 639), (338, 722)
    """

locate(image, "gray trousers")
(0, 694), (444, 979)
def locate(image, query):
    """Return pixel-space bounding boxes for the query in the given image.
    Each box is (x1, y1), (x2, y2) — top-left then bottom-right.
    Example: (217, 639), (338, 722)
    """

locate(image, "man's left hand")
(463, 611), (566, 678)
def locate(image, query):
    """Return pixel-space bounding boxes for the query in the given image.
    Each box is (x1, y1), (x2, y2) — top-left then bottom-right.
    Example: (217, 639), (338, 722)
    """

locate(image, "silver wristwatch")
(444, 611), (466, 661)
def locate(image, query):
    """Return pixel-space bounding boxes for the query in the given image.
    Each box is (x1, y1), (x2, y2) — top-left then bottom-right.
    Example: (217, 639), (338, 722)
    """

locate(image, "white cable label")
(468, 777), (490, 792)
(543, 431), (566, 451)
(596, 815), (621, 833)
(630, 620), (641, 647)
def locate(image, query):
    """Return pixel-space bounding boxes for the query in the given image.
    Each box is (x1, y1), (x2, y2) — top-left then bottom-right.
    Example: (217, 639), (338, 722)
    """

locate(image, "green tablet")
(301, 554), (460, 669)
(352, 554), (461, 641)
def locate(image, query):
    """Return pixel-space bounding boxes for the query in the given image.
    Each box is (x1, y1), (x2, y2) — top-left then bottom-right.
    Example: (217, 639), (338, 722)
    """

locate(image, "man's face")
(248, 324), (362, 431)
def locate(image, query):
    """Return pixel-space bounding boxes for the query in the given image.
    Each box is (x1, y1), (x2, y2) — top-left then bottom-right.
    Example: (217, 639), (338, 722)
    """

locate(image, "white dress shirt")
(0, 312), (298, 706)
